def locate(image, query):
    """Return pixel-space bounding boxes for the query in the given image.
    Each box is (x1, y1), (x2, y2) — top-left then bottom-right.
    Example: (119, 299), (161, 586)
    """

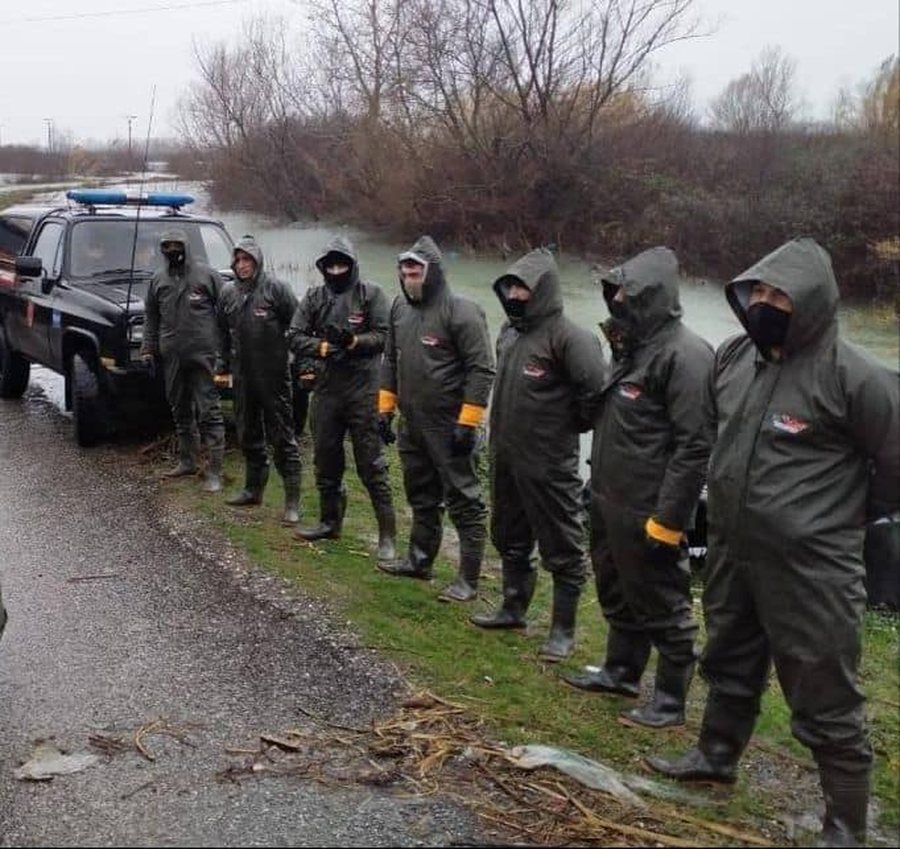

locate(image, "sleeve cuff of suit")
(645, 517), (682, 546)
(378, 390), (397, 414)
(456, 403), (486, 427)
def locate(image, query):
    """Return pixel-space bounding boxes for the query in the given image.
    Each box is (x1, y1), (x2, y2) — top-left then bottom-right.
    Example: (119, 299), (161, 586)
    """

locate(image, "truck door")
(10, 219), (64, 366)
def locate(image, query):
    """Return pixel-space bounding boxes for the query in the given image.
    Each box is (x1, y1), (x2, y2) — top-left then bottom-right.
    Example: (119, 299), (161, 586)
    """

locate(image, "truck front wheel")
(71, 353), (107, 447)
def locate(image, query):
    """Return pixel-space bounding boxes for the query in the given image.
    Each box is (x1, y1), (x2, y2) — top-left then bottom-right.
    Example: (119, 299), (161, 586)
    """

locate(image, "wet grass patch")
(159, 438), (900, 842)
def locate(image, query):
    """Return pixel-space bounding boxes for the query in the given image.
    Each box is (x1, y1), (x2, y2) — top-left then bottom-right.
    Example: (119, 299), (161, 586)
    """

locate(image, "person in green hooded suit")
(376, 236), (495, 602)
(470, 249), (606, 661)
(647, 238), (900, 848)
(563, 247), (714, 729)
(218, 235), (302, 524)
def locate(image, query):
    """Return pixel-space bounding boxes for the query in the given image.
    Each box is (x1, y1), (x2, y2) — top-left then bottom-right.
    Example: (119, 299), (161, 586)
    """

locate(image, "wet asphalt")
(0, 381), (479, 847)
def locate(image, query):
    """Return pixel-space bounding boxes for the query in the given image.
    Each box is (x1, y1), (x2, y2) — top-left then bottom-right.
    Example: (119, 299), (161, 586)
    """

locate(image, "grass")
(158, 434), (900, 840)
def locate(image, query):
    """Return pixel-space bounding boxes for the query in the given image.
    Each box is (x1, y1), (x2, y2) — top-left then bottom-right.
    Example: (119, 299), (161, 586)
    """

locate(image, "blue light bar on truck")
(66, 190), (195, 209)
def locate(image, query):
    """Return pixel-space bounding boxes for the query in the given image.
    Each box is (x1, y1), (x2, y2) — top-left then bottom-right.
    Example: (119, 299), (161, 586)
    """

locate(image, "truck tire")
(0, 328), (30, 398)
(71, 353), (107, 447)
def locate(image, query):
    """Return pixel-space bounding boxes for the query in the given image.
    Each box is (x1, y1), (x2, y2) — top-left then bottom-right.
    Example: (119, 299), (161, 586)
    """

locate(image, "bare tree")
(709, 46), (798, 133)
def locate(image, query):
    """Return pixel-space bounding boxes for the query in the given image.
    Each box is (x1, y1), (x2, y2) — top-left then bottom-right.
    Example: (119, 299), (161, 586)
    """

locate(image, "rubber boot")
(202, 447), (224, 493)
(539, 581), (581, 662)
(620, 657), (694, 728)
(816, 766), (869, 847)
(377, 543), (433, 580)
(562, 628), (651, 697)
(226, 465), (269, 506)
(164, 434), (198, 477)
(438, 533), (484, 602)
(281, 477), (301, 525)
(375, 505), (397, 562)
(645, 691), (757, 783)
(470, 560), (537, 629)
(295, 489), (346, 541)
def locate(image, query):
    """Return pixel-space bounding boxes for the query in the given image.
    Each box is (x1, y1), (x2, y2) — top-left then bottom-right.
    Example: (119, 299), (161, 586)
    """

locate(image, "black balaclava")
(746, 302), (791, 354)
(602, 281), (631, 323)
(495, 276), (531, 329)
(321, 251), (354, 293)
(162, 241), (186, 272)
(601, 282), (638, 357)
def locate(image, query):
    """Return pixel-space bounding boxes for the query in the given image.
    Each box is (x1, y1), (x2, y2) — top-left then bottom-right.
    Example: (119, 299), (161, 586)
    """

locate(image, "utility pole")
(125, 114), (137, 160)
(43, 118), (53, 152)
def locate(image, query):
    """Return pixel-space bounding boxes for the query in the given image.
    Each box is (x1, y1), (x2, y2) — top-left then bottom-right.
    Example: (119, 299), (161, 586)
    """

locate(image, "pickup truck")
(0, 189), (234, 445)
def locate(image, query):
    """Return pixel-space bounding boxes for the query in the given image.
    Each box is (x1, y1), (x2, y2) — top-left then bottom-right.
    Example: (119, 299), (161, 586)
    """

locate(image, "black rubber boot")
(202, 447), (224, 493)
(226, 464), (269, 506)
(562, 628), (651, 697)
(645, 691), (757, 782)
(539, 581), (581, 662)
(816, 766), (869, 847)
(164, 434), (198, 478)
(295, 489), (345, 541)
(377, 544), (433, 580)
(281, 477), (301, 525)
(438, 556), (482, 602)
(470, 560), (537, 629)
(375, 506), (397, 562)
(620, 658), (694, 728)
(439, 534), (484, 603)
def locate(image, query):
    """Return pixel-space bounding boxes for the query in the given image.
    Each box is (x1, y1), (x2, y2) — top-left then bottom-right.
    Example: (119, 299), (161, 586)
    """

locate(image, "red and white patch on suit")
(188, 291), (204, 303)
(421, 334), (443, 347)
(523, 361), (546, 378)
(617, 382), (642, 400)
(253, 308), (269, 318)
(771, 414), (810, 434)
(348, 312), (365, 326)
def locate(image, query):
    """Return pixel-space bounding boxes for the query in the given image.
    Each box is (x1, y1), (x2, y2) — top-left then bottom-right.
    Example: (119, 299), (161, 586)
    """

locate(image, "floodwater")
(214, 210), (899, 370)
(27, 180), (899, 467)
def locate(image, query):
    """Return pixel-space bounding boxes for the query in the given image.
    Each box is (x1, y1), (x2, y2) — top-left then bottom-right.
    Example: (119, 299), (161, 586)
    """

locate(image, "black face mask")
(603, 282), (632, 323)
(746, 302), (791, 353)
(162, 248), (185, 270)
(504, 298), (528, 327)
(324, 269), (352, 292)
(600, 317), (636, 361)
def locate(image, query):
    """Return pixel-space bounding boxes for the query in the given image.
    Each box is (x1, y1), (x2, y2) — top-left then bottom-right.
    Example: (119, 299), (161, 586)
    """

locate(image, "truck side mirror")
(15, 256), (43, 277)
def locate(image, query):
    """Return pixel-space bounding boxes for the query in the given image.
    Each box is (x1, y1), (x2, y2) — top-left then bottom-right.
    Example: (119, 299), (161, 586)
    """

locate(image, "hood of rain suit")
(398, 235), (446, 305)
(726, 237), (837, 359)
(493, 248), (563, 332)
(231, 234), (265, 283)
(159, 227), (193, 270)
(601, 246), (682, 344)
(315, 235), (361, 293)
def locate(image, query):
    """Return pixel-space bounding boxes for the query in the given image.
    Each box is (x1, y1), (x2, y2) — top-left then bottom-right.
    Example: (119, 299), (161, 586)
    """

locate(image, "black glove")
(450, 424), (478, 456)
(325, 324), (356, 350)
(377, 413), (396, 446)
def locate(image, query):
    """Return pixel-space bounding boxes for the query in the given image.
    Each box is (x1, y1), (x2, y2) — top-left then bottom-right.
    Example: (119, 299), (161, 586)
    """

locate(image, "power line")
(1, 0), (249, 25)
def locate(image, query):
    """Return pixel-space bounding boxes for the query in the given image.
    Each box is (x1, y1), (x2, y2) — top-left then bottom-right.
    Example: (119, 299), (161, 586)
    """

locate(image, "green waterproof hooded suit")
(219, 236), (301, 500)
(379, 236), (495, 575)
(141, 227), (225, 463)
(482, 250), (606, 650)
(693, 238), (899, 841)
(584, 247), (713, 713)
(289, 236), (394, 529)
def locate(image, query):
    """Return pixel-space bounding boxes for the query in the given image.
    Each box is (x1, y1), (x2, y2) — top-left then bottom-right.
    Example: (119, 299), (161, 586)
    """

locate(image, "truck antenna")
(125, 85), (156, 326)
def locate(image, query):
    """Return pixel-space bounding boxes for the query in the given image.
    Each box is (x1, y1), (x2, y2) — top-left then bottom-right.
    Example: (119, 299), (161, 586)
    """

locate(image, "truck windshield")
(69, 220), (233, 278)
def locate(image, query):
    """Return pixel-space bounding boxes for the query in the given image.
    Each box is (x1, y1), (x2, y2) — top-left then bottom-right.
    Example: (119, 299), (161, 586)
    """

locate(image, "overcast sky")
(1, 0), (896, 148)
